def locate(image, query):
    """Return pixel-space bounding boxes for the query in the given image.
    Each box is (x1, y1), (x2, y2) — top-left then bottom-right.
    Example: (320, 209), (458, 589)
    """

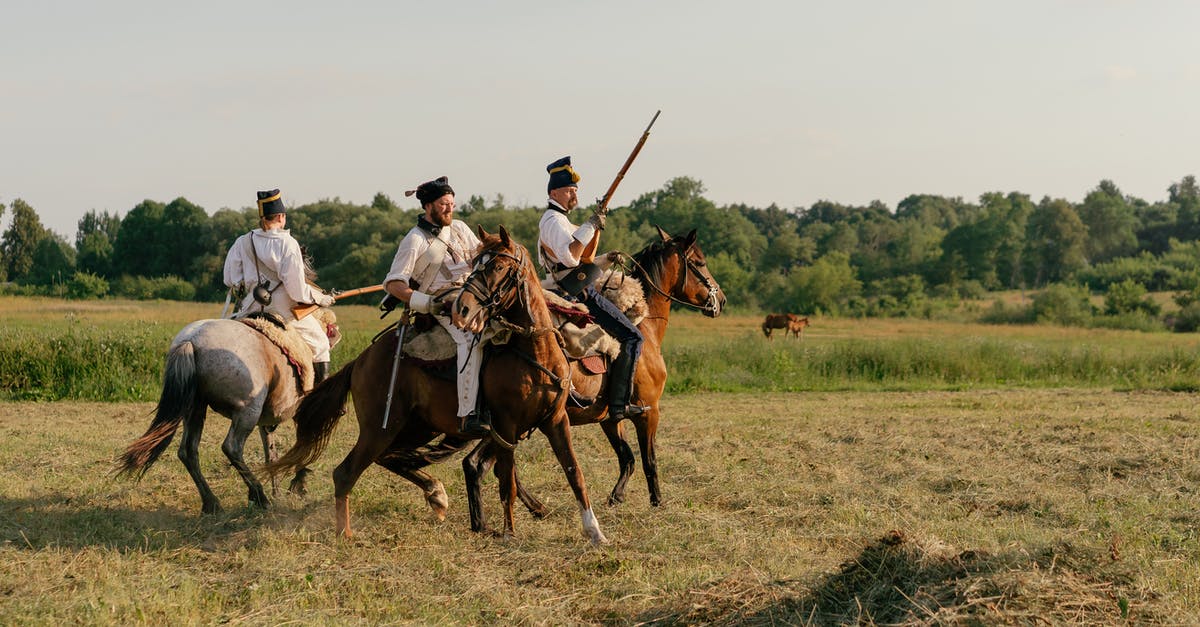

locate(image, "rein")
(617, 245), (722, 315)
(457, 245), (571, 450)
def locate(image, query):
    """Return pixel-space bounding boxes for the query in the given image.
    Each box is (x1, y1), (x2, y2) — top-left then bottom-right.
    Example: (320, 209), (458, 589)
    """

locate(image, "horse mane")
(630, 237), (675, 292)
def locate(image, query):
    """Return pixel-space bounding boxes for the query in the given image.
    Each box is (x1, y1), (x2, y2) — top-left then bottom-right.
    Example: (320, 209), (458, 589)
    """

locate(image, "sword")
(381, 310), (410, 430)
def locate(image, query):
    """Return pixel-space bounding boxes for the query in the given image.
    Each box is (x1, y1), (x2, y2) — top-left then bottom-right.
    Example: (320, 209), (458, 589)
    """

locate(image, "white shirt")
(223, 228), (323, 319)
(537, 199), (597, 275)
(384, 219), (481, 292)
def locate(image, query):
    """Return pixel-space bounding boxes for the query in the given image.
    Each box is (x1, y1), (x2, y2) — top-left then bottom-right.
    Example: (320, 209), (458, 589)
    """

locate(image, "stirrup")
(461, 410), (492, 438)
(607, 404), (649, 421)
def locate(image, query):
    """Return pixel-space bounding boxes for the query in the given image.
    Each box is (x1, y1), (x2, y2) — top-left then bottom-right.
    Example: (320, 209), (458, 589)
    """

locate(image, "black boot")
(606, 350), (648, 421)
(313, 361), (329, 386)
(461, 409), (491, 438)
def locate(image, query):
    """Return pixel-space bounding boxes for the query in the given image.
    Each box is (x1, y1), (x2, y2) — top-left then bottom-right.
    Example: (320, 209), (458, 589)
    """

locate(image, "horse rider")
(382, 176), (491, 437)
(537, 156), (648, 421)
(223, 189), (335, 383)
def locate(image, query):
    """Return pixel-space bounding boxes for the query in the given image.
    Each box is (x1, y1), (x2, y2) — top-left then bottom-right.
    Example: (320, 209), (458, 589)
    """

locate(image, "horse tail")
(266, 359), (355, 478)
(116, 340), (199, 479)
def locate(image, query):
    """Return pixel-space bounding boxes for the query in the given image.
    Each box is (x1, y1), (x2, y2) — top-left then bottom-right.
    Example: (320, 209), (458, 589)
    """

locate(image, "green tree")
(1078, 180), (1138, 263)
(26, 232), (76, 286)
(1024, 197), (1087, 286)
(1, 199), (48, 282)
(75, 209), (122, 277)
(783, 251), (862, 315)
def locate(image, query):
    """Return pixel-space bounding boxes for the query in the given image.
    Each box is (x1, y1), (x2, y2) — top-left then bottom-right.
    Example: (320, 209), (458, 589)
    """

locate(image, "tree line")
(4, 175), (1200, 329)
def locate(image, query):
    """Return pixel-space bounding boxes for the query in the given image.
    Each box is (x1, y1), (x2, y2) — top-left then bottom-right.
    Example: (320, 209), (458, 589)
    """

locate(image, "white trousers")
(290, 314), (331, 363)
(436, 315), (484, 417)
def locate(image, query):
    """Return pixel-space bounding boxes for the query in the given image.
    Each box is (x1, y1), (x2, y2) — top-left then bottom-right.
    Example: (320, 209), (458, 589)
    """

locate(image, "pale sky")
(3, 1), (1199, 239)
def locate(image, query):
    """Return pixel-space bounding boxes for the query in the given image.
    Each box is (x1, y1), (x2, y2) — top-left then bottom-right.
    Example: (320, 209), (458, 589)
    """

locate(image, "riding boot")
(461, 408), (491, 438)
(313, 361), (329, 385)
(606, 349), (648, 421)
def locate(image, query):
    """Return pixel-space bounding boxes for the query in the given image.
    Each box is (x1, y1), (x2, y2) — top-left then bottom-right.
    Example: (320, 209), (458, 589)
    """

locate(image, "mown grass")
(1, 390), (1197, 624)
(4, 296), (1200, 401)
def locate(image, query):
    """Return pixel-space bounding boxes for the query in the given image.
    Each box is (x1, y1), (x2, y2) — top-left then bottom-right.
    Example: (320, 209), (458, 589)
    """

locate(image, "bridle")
(622, 242), (722, 316)
(455, 248), (531, 323)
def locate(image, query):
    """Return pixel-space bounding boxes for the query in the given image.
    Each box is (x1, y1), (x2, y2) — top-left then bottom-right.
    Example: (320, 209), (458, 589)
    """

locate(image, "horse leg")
(259, 425), (279, 497)
(331, 434), (393, 538)
(599, 419), (637, 506)
(492, 446), (518, 539)
(374, 457), (450, 522)
(633, 407), (663, 506)
(515, 468), (549, 519)
(287, 467), (311, 496)
(177, 403), (221, 514)
(541, 417), (607, 545)
(222, 410), (270, 509)
(462, 440), (493, 533)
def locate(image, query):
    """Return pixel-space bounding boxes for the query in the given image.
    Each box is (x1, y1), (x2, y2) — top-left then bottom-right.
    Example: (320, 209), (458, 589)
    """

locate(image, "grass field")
(1, 390), (1199, 624)
(1, 296), (1199, 623)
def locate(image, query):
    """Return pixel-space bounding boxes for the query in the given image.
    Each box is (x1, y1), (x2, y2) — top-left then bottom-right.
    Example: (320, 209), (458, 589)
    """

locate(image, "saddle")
(375, 271), (646, 379)
(238, 308), (339, 393)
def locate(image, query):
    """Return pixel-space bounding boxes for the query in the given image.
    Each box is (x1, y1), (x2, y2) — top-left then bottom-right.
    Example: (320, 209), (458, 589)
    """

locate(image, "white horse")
(117, 312), (339, 514)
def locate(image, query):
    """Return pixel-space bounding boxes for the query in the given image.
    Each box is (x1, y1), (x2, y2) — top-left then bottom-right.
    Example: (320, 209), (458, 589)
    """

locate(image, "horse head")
(632, 225), (726, 317)
(453, 225), (536, 334)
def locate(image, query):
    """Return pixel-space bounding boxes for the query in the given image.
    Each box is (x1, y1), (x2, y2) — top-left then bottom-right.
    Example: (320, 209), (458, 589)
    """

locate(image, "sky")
(3, 0), (1199, 239)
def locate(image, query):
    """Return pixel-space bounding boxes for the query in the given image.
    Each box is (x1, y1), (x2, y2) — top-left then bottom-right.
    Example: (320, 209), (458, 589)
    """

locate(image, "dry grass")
(1, 389), (1197, 624)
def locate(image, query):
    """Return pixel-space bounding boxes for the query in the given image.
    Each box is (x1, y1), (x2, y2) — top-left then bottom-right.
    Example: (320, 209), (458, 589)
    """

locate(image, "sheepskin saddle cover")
(239, 315), (315, 393)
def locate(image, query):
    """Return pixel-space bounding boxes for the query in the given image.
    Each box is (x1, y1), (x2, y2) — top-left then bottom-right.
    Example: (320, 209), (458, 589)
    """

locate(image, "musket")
(579, 110), (661, 264)
(291, 284), (386, 320)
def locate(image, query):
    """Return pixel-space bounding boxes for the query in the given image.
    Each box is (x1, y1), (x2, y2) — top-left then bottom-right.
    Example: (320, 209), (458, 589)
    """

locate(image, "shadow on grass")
(0, 490), (326, 553)
(633, 530), (1151, 625)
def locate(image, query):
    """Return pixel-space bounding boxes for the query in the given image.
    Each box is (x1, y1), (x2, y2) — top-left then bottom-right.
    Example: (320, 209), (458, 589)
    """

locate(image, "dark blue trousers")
(578, 286), (643, 408)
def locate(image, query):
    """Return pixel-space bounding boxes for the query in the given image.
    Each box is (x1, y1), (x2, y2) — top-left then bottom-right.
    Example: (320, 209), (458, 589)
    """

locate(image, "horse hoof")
(201, 503), (222, 515)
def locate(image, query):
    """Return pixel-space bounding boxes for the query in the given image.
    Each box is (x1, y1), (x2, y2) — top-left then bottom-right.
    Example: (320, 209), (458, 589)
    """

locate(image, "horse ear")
(498, 225), (511, 247)
(655, 224), (671, 241)
(684, 229), (697, 248)
(476, 224), (491, 240)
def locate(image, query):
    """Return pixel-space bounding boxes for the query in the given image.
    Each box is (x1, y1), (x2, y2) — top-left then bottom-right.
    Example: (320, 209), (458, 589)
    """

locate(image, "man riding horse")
(538, 156), (648, 422)
(382, 176), (491, 437)
(223, 188), (336, 382)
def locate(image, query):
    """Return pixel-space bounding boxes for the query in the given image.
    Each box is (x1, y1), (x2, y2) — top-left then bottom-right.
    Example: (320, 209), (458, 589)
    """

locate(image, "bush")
(1032, 283), (1094, 326)
(65, 271), (109, 299)
(1104, 279), (1160, 316)
(1172, 302), (1200, 332)
(112, 275), (197, 301)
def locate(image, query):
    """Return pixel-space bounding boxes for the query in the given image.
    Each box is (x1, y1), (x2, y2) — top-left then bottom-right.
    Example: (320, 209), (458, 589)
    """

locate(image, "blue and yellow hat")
(256, 189), (285, 218)
(547, 156), (580, 193)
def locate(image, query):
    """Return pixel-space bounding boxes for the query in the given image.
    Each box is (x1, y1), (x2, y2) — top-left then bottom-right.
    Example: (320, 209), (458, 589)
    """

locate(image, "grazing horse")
(265, 226), (607, 544)
(786, 315), (810, 339)
(508, 226), (725, 510)
(116, 312), (339, 513)
(762, 312), (806, 340)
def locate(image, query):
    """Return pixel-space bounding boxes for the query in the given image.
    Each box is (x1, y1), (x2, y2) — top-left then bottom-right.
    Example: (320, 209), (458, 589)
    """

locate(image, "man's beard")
(429, 210), (452, 227)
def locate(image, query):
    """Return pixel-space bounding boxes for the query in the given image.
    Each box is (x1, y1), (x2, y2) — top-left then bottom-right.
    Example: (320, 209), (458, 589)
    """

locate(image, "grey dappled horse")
(117, 316), (338, 514)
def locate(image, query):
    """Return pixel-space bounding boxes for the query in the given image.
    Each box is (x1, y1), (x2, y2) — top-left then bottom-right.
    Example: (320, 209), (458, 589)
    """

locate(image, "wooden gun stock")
(291, 284), (385, 320)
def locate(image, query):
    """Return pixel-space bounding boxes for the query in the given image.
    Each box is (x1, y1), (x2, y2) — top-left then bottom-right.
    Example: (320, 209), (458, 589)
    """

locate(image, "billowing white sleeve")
(384, 232), (424, 287)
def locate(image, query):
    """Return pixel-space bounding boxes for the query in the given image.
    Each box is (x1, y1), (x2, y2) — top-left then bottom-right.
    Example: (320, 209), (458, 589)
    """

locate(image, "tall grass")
(3, 296), (1200, 401)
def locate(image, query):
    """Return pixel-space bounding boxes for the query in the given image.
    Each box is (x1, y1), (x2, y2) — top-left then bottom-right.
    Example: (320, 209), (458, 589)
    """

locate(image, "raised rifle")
(556, 110), (662, 285)
(578, 110), (661, 265)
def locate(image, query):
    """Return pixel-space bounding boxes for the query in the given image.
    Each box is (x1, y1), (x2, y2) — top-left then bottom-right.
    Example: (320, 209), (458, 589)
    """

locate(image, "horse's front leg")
(542, 414), (607, 545)
(600, 419), (636, 506)
(462, 440), (493, 533)
(493, 446), (518, 539)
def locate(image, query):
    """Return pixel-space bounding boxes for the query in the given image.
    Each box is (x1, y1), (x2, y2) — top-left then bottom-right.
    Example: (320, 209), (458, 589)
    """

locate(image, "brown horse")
(509, 226), (725, 510)
(762, 312), (807, 340)
(266, 226), (607, 544)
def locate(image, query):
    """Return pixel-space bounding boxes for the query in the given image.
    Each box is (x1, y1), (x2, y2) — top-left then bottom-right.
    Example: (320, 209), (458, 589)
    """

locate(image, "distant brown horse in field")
(504, 226), (726, 511)
(762, 313), (808, 340)
(266, 227), (607, 544)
